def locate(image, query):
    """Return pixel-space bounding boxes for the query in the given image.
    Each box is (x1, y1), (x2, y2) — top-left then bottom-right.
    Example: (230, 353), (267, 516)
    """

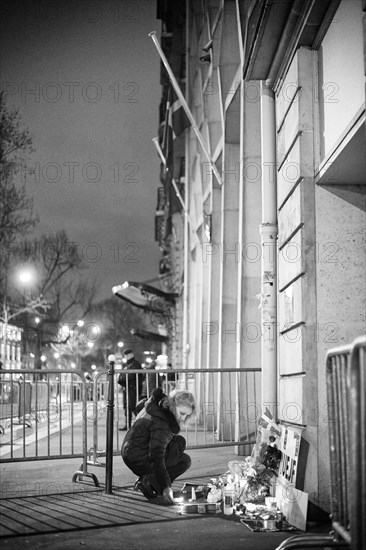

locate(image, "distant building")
(0, 321), (23, 371)
(154, 0), (365, 515)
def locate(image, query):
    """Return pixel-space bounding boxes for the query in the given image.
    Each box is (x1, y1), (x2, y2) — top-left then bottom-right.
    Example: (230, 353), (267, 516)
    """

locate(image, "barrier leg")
(105, 356), (115, 494)
(72, 376), (99, 487)
(275, 534), (349, 549)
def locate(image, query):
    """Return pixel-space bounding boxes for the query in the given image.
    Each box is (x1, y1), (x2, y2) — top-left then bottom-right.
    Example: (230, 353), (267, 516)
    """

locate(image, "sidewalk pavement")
(0, 447), (331, 550)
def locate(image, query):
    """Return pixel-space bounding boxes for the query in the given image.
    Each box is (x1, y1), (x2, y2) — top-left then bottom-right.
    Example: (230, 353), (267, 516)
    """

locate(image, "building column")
(260, 82), (278, 415)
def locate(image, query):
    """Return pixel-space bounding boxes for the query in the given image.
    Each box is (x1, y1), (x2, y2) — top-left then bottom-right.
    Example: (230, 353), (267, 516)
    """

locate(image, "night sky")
(0, 0), (162, 300)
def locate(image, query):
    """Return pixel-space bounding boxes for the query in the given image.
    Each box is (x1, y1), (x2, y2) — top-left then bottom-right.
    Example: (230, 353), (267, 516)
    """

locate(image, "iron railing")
(0, 366), (261, 486)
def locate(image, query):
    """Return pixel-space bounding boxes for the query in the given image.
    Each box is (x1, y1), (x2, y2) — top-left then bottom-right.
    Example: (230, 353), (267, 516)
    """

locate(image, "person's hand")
(162, 487), (176, 504)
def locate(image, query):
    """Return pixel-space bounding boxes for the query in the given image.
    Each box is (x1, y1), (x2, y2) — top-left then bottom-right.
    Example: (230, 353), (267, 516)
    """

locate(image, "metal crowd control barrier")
(276, 335), (366, 550)
(85, 366), (261, 487)
(0, 379), (20, 435)
(349, 337), (366, 550)
(1, 366), (261, 489)
(0, 368), (95, 485)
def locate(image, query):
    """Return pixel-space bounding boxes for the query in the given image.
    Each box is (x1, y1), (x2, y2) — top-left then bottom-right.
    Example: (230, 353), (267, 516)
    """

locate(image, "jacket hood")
(145, 387), (180, 434)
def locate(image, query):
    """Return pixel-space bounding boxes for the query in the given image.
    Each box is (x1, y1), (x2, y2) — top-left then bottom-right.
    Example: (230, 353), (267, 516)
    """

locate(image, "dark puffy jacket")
(121, 387), (180, 491)
(117, 357), (143, 397)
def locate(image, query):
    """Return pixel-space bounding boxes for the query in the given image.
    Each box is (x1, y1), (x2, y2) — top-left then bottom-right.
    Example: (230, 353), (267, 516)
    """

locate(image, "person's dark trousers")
(125, 390), (138, 427)
(164, 435), (191, 483)
(122, 435), (191, 493)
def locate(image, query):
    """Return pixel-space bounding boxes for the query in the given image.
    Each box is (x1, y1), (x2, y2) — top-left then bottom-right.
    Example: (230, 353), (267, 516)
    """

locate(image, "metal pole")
(149, 31), (222, 187)
(152, 137), (186, 212)
(152, 137), (200, 247)
(105, 355), (115, 494)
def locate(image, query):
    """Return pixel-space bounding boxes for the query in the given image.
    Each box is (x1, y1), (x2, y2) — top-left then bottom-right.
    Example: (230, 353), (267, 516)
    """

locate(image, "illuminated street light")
(61, 324), (70, 336)
(0, 264), (45, 370)
(18, 267), (36, 286)
(117, 341), (124, 348)
(40, 355), (46, 362)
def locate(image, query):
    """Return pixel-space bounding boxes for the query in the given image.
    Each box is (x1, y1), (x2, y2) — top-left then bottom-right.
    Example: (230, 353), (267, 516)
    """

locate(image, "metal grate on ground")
(0, 476), (218, 539)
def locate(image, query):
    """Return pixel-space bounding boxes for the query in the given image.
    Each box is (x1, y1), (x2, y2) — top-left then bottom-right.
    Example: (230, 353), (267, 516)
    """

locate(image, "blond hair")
(168, 389), (196, 428)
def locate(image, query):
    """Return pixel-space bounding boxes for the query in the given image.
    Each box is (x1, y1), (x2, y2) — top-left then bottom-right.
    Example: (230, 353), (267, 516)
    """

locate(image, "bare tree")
(0, 91), (39, 329)
(28, 231), (97, 347)
(0, 91), (38, 246)
(0, 95), (98, 368)
(35, 230), (95, 317)
(81, 297), (162, 369)
(3, 230), (98, 368)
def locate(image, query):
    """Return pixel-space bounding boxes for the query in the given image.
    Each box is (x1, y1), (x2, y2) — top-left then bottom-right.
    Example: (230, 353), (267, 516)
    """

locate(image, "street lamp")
(18, 268), (35, 287)
(16, 266), (49, 373)
(0, 266), (40, 371)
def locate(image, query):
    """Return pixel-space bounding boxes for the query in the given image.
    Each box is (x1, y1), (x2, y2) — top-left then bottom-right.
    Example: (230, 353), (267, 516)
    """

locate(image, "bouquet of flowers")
(205, 411), (282, 505)
(224, 412), (282, 503)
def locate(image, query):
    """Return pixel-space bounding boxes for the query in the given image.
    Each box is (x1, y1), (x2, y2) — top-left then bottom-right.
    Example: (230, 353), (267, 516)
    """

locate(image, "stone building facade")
(154, 0), (366, 513)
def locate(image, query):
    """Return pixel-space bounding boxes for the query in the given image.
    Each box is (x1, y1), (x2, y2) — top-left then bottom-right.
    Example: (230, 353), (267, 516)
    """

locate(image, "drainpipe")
(182, 0), (190, 370)
(259, 81), (278, 417)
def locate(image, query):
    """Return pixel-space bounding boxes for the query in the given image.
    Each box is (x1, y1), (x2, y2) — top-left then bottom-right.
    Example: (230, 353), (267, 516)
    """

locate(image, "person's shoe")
(134, 476), (158, 499)
(118, 426), (127, 431)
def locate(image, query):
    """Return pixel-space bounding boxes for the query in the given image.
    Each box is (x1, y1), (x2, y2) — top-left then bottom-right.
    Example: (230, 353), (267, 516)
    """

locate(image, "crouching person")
(121, 387), (196, 504)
